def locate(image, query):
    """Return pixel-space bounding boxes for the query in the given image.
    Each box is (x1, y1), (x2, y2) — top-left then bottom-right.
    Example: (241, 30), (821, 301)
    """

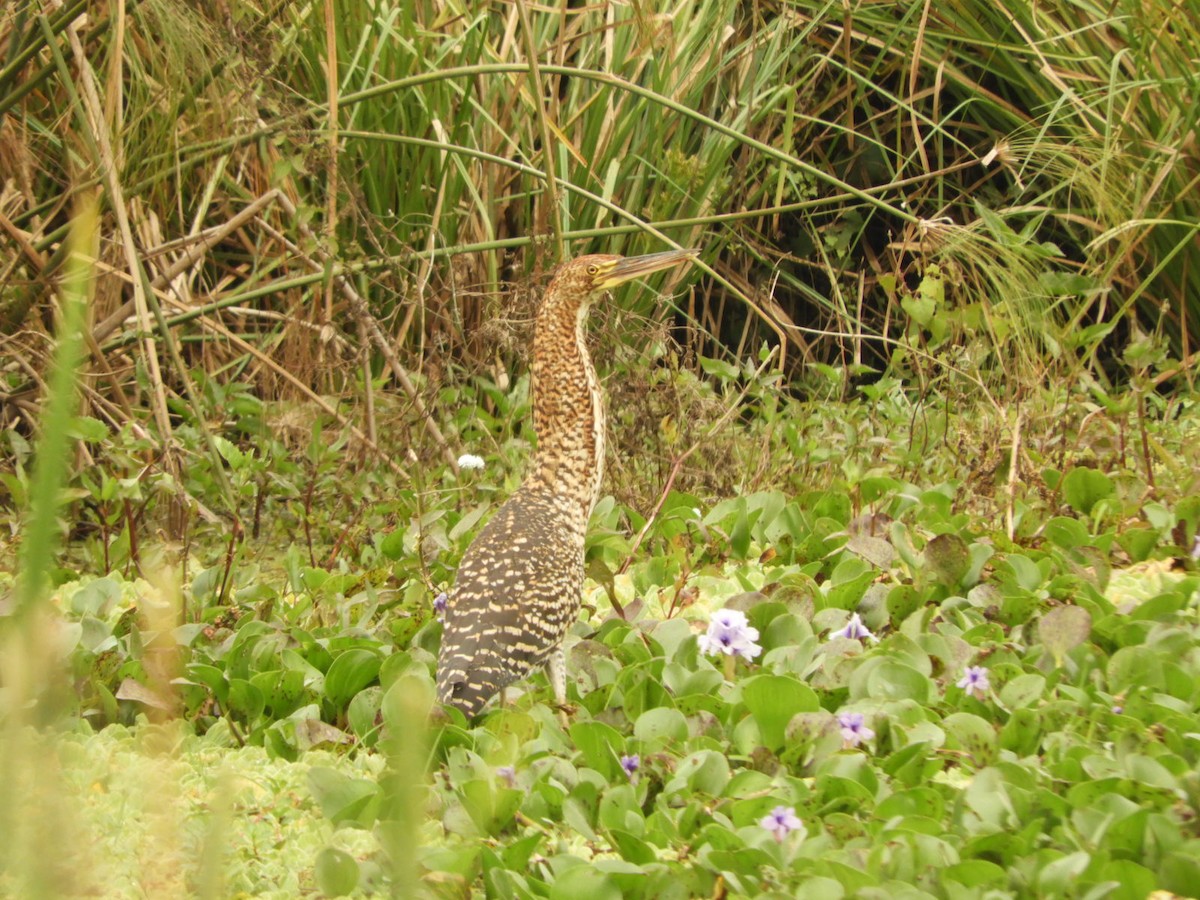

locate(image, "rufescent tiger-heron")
(436, 248), (699, 718)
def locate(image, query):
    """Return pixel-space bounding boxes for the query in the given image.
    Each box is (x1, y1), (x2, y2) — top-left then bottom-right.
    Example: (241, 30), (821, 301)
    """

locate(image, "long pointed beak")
(597, 248), (699, 290)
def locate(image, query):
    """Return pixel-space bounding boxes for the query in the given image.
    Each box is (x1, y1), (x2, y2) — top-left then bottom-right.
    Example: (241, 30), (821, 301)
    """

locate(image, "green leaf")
(1036, 851), (1090, 893)
(323, 649), (382, 709)
(852, 659), (932, 703)
(460, 779), (522, 835)
(698, 355), (739, 381)
(942, 713), (997, 768)
(1037, 606), (1091, 666)
(1117, 526), (1159, 562)
(314, 847), (360, 897)
(924, 533), (970, 586)
(1043, 516), (1090, 550)
(667, 750), (731, 797)
(633, 707), (688, 747)
(548, 864), (622, 900)
(943, 859), (1007, 888)
(1062, 468), (1114, 515)
(1107, 645), (1164, 693)
(307, 767), (379, 826)
(999, 673), (1045, 709)
(227, 678), (265, 721)
(607, 829), (656, 865)
(67, 415), (110, 442)
(379, 528), (407, 560)
(887, 584), (922, 625)
(569, 721), (624, 780)
(740, 674), (819, 751)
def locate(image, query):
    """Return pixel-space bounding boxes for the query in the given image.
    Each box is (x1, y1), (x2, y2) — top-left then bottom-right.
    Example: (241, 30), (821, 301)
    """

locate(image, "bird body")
(436, 249), (697, 717)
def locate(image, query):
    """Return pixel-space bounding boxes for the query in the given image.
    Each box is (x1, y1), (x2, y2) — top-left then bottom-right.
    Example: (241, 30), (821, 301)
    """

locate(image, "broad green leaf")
(227, 678), (265, 721)
(548, 862), (622, 900)
(943, 713), (997, 768)
(633, 707), (688, 747)
(460, 779), (522, 836)
(570, 721), (624, 780)
(1036, 851), (1090, 893)
(740, 674), (819, 750)
(924, 533), (970, 586)
(854, 659), (932, 703)
(999, 673), (1045, 709)
(314, 847), (360, 897)
(1037, 606), (1091, 665)
(1107, 645), (1164, 692)
(1062, 467), (1114, 515)
(307, 767), (379, 826)
(323, 649), (382, 709)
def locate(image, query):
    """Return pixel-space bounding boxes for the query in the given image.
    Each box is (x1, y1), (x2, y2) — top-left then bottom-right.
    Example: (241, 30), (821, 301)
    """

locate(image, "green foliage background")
(2, 1), (1200, 897)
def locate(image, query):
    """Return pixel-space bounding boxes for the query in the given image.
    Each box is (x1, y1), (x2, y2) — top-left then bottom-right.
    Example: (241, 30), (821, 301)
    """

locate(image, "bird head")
(543, 248), (699, 316)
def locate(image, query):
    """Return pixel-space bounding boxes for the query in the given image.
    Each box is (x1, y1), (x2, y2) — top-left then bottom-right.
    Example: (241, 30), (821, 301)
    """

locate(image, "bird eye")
(586, 264), (599, 275)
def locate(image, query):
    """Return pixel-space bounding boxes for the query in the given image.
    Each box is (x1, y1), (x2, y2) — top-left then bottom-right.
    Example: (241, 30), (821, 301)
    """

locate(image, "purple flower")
(433, 592), (448, 619)
(838, 712), (875, 748)
(830, 613), (875, 642)
(1112, 705), (1123, 715)
(957, 665), (990, 698)
(496, 765), (516, 787)
(697, 609), (762, 660)
(620, 754), (640, 779)
(759, 805), (804, 843)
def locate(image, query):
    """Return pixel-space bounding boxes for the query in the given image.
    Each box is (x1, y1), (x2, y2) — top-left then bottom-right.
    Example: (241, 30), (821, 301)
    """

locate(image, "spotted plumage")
(436, 250), (698, 717)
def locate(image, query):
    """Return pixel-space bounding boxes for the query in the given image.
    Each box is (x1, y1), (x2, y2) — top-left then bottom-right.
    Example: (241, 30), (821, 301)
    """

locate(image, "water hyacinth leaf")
(1036, 851), (1091, 894)
(307, 766), (380, 826)
(547, 862), (622, 900)
(347, 686), (383, 741)
(598, 784), (641, 832)
(1107, 645), (1165, 693)
(943, 859), (1007, 889)
(668, 750), (731, 796)
(251, 669), (307, 718)
(1062, 467), (1114, 515)
(227, 677), (265, 721)
(962, 767), (1016, 829)
(501, 833), (545, 872)
(323, 649), (382, 709)
(999, 589), (1039, 627)
(740, 674), (820, 751)
(1043, 516), (1090, 550)
(461, 779), (523, 836)
(924, 533), (970, 586)
(1099, 860), (1157, 899)
(875, 787), (945, 820)
(607, 829), (656, 865)
(570, 721), (625, 780)
(1037, 606), (1091, 665)
(760, 611), (810, 651)
(188, 663), (229, 704)
(999, 708), (1042, 756)
(780, 711), (841, 770)
(314, 846), (360, 897)
(633, 707), (688, 746)
(887, 584), (923, 625)
(853, 659), (932, 703)
(1117, 526), (1160, 563)
(942, 713), (998, 768)
(846, 530), (895, 569)
(593, 859), (654, 896)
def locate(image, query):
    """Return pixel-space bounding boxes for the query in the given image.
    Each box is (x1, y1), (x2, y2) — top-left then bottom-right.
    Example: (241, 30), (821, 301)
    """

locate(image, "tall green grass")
(1, 0), (1197, 541)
